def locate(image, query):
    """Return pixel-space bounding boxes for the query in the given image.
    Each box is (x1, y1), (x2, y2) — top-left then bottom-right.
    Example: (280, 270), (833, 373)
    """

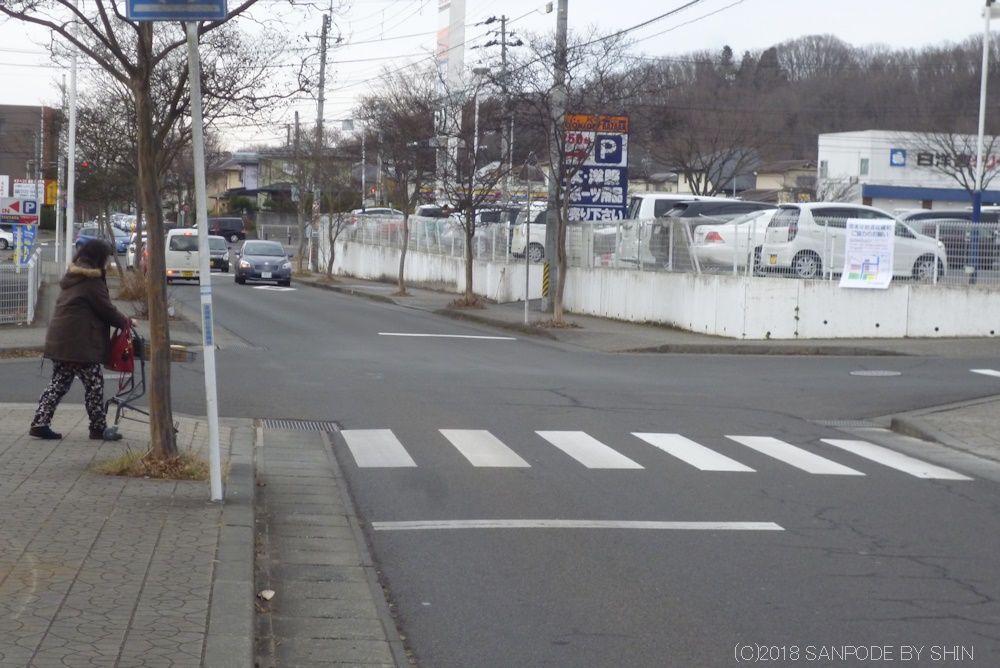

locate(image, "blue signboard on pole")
(127, 0), (227, 21)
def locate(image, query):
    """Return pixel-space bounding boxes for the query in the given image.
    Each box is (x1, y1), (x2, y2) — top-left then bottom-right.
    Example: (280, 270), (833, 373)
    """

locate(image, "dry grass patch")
(447, 296), (485, 309)
(95, 447), (209, 480)
(532, 318), (582, 329)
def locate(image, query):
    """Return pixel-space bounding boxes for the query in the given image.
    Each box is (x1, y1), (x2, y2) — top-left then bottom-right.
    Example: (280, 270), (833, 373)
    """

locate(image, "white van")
(165, 228), (200, 283)
(626, 192), (733, 220)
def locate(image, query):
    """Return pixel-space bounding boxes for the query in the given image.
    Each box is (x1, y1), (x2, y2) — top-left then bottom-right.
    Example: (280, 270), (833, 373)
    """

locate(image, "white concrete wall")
(321, 237), (1000, 339)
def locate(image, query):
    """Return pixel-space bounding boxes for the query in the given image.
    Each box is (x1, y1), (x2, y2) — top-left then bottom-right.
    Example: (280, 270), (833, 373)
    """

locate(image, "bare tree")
(509, 30), (645, 322)
(357, 67), (436, 295)
(0, 1), (315, 459)
(902, 131), (1000, 199)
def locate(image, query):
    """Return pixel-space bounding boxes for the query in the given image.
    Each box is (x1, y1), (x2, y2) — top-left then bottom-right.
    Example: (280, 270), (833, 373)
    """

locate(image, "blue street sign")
(127, 0), (227, 21)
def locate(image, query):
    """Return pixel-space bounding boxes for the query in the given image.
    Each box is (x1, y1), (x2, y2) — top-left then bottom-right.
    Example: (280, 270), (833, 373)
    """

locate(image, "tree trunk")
(397, 213), (409, 294)
(134, 24), (177, 459)
(464, 206), (475, 302)
(553, 203), (568, 323)
(325, 216), (338, 279)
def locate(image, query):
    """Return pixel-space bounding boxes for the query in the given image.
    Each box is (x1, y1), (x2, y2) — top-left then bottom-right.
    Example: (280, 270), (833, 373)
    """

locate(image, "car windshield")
(243, 242), (285, 256)
(208, 238), (227, 251)
(169, 235), (198, 252)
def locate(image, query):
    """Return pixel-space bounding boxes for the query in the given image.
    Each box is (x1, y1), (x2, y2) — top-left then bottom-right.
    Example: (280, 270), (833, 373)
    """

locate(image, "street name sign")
(127, 0), (227, 21)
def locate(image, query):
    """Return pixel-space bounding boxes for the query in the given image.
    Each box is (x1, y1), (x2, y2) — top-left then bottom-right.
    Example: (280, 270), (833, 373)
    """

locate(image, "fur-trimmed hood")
(60, 262), (104, 289)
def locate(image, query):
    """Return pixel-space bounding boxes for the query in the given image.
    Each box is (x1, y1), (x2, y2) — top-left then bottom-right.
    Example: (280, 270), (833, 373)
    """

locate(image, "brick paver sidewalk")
(0, 403), (254, 668)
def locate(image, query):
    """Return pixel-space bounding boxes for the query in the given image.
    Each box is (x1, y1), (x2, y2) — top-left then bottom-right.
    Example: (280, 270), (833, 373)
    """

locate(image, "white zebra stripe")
(440, 430), (530, 467)
(536, 431), (643, 469)
(341, 429), (417, 468)
(633, 433), (755, 472)
(821, 439), (972, 480)
(726, 436), (865, 475)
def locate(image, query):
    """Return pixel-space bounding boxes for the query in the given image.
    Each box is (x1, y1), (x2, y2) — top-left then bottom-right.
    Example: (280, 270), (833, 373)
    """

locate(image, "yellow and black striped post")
(542, 261), (551, 298)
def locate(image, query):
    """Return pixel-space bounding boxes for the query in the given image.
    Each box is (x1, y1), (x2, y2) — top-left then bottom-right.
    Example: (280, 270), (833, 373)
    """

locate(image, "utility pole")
(56, 79), (66, 266)
(500, 14), (510, 207)
(543, 0), (568, 313)
(310, 13), (330, 271)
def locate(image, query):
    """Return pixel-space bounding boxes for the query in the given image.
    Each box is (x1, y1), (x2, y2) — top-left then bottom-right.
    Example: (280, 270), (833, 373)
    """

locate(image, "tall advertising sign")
(564, 114), (630, 221)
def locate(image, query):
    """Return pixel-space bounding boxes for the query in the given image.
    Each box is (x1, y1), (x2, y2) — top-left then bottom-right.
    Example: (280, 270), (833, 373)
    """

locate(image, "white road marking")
(726, 436), (865, 475)
(440, 430), (530, 467)
(372, 519), (784, 531)
(252, 286), (296, 291)
(536, 431), (643, 469)
(633, 433), (755, 472)
(820, 439), (973, 480)
(341, 429), (417, 468)
(379, 332), (516, 340)
(971, 368), (1000, 378)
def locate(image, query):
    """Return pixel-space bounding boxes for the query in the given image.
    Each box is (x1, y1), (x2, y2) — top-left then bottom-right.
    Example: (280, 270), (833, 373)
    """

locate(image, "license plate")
(769, 255), (777, 265)
(261, 271), (272, 278)
(182, 271), (194, 277)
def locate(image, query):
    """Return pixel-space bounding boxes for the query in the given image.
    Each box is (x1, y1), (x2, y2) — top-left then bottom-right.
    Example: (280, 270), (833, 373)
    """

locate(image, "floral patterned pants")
(32, 361), (107, 433)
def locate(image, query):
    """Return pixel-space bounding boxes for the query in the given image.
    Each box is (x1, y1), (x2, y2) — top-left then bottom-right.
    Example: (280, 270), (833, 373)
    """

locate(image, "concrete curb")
(884, 393), (1000, 465)
(624, 343), (908, 356)
(293, 277), (397, 304)
(323, 430), (410, 667)
(431, 308), (559, 339)
(203, 421), (257, 668)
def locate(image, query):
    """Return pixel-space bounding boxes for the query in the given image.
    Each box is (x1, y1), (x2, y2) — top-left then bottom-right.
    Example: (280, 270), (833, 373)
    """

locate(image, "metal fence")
(257, 212), (303, 247)
(0, 249), (44, 325)
(338, 214), (1000, 289)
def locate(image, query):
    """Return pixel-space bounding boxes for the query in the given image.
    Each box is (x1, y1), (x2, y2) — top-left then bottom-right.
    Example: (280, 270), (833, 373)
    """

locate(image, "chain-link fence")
(337, 213), (1000, 289)
(0, 249), (44, 324)
(256, 212), (303, 247)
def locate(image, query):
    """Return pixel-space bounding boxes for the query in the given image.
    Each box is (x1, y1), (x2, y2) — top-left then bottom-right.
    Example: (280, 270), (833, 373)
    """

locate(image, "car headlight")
(239, 259), (251, 269)
(223, 252), (230, 260)
(281, 261), (291, 270)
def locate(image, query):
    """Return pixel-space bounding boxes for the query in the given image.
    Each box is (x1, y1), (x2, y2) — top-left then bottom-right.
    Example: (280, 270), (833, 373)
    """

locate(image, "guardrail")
(0, 249), (44, 325)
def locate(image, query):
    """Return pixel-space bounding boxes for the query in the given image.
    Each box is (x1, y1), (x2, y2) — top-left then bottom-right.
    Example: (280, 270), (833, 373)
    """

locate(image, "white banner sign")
(0, 175), (8, 198)
(13, 179), (44, 199)
(840, 219), (894, 289)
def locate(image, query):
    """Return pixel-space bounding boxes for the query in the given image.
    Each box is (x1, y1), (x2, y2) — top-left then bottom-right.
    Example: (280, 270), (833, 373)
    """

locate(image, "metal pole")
(972, 0), (995, 280)
(55, 74), (66, 267)
(524, 176), (530, 324)
(65, 51), (78, 270)
(361, 129), (366, 212)
(186, 22), (223, 502)
(310, 14), (329, 272)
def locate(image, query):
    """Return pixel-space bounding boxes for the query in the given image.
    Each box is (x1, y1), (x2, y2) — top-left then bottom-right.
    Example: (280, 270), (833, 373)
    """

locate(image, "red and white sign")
(0, 197), (40, 225)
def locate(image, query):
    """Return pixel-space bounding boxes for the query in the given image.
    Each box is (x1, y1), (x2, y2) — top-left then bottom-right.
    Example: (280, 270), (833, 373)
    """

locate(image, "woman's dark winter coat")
(43, 263), (129, 364)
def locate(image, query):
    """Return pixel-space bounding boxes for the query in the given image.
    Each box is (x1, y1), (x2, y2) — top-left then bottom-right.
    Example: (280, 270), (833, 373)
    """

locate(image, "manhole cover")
(850, 370), (902, 377)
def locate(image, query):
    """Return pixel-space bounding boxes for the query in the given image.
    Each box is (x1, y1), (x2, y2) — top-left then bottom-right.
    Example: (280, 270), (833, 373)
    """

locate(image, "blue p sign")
(23, 200), (37, 214)
(594, 134), (623, 165)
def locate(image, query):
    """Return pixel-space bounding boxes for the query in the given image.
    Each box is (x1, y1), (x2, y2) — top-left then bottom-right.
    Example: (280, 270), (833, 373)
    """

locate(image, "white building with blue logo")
(816, 130), (1000, 212)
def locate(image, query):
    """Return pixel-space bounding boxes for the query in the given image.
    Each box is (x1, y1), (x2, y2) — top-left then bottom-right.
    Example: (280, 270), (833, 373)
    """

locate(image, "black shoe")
(30, 425), (63, 440)
(90, 427), (123, 441)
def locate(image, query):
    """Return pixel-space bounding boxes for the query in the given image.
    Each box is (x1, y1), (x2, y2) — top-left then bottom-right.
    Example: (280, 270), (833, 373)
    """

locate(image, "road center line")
(371, 520), (784, 531)
(971, 368), (1000, 378)
(378, 332), (517, 340)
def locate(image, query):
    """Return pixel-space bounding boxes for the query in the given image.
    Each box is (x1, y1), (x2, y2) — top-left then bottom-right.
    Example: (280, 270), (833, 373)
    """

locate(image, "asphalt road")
(6, 272), (1000, 666)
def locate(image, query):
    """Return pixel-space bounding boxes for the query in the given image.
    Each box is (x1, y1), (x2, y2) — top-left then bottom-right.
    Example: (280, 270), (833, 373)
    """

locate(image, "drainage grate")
(813, 419), (882, 428)
(261, 418), (340, 432)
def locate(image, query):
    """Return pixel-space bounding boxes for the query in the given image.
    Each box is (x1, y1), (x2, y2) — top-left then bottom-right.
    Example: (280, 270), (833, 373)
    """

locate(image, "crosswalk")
(336, 429), (973, 480)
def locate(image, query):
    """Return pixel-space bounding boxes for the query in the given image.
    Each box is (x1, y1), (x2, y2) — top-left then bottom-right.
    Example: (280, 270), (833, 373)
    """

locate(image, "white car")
(509, 204), (549, 260)
(126, 231), (147, 269)
(692, 209), (777, 272)
(0, 225), (12, 250)
(760, 203), (947, 280)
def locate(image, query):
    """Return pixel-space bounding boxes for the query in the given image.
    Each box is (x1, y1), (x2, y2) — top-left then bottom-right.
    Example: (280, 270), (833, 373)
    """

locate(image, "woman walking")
(30, 239), (132, 441)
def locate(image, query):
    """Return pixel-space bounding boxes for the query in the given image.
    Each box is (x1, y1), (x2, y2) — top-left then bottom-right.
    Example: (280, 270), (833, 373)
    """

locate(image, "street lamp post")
(973, 0), (1000, 280)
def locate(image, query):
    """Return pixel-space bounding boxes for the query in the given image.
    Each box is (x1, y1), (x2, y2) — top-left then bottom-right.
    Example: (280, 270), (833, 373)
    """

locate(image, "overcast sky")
(0, 0), (992, 148)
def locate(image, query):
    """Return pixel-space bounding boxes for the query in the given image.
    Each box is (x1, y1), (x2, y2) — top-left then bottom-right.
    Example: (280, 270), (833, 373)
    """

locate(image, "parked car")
(759, 203), (947, 280)
(0, 224), (12, 250)
(208, 235), (230, 272)
(691, 209), (778, 271)
(626, 192), (729, 219)
(897, 209), (1000, 269)
(234, 239), (292, 286)
(510, 207), (552, 261)
(662, 199), (774, 224)
(126, 231), (147, 269)
(205, 217), (246, 242)
(75, 225), (130, 254)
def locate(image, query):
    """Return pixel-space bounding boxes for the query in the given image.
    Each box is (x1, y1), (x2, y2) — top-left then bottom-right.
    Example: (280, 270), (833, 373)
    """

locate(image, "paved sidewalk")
(0, 403), (255, 668)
